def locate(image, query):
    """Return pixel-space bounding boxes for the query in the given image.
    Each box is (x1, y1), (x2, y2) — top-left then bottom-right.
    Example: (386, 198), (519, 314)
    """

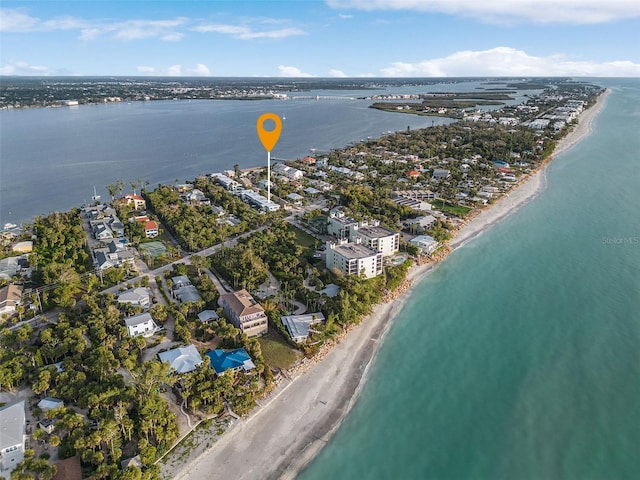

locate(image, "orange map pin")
(256, 113), (282, 152)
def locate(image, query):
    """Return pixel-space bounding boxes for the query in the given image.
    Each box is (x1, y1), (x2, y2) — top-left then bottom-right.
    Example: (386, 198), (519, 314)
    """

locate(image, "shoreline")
(170, 89), (610, 480)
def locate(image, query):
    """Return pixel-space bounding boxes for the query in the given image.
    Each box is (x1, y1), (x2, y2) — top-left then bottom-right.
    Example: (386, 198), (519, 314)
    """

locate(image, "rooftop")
(158, 344), (203, 374)
(206, 348), (256, 375)
(0, 400), (25, 450)
(331, 242), (379, 260)
(281, 313), (325, 343)
(220, 289), (264, 318)
(355, 225), (397, 239)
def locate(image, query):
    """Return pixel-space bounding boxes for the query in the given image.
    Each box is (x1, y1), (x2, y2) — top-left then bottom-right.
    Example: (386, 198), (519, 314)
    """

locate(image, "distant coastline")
(170, 90), (610, 480)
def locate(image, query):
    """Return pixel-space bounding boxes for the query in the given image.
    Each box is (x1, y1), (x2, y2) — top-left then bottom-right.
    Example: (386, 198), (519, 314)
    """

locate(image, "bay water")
(299, 79), (640, 480)
(1, 84), (469, 225)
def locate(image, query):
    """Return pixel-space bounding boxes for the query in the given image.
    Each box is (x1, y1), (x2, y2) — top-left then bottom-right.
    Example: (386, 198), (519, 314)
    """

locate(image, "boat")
(91, 186), (101, 202)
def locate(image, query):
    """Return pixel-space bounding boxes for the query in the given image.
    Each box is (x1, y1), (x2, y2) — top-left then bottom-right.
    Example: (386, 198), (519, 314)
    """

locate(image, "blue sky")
(1, 0), (639, 77)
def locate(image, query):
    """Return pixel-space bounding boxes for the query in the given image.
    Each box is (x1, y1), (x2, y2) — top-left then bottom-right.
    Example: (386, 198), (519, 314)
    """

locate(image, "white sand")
(171, 89), (609, 480)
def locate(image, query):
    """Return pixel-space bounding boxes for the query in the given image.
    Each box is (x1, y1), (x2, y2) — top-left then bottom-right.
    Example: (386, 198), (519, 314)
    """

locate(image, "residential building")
(393, 189), (436, 201)
(144, 220), (159, 238)
(158, 344), (203, 374)
(273, 163), (304, 180)
(327, 208), (359, 240)
(406, 215), (437, 233)
(94, 241), (134, 271)
(212, 173), (242, 191)
(351, 224), (400, 257)
(326, 240), (383, 278)
(197, 310), (219, 323)
(206, 348), (256, 375)
(219, 289), (268, 337)
(124, 312), (159, 337)
(171, 276), (202, 305)
(123, 194), (146, 210)
(393, 196), (432, 211)
(0, 284), (23, 316)
(410, 235), (439, 254)
(432, 168), (451, 180)
(239, 190), (280, 212)
(117, 287), (152, 309)
(37, 398), (64, 412)
(172, 276), (191, 289)
(281, 312), (325, 343)
(0, 401), (26, 479)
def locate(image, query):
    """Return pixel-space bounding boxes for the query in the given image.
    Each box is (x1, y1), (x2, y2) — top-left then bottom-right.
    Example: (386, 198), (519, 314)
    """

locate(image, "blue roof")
(206, 348), (256, 375)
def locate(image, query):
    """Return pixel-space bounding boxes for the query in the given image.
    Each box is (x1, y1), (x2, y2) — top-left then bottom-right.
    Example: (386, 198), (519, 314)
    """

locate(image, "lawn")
(432, 199), (473, 217)
(258, 330), (300, 370)
(288, 224), (319, 249)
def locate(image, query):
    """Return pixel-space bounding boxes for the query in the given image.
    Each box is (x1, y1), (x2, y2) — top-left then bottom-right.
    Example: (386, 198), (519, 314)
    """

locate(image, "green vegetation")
(431, 200), (473, 217)
(258, 331), (300, 370)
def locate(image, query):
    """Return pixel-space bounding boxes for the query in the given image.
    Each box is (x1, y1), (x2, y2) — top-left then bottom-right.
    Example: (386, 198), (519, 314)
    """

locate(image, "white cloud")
(338, 14), (354, 19)
(326, 0), (640, 24)
(189, 64), (211, 75)
(0, 8), (187, 41)
(194, 24), (305, 39)
(329, 69), (348, 77)
(380, 47), (640, 77)
(136, 63), (211, 76)
(136, 66), (156, 74)
(0, 8), (86, 32)
(277, 65), (315, 77)
(0, 60), (49, 75)
(110, 18), (188, 41)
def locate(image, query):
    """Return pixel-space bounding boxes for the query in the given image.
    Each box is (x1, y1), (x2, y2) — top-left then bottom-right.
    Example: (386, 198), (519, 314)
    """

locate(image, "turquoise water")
(299, 79), (640, 480)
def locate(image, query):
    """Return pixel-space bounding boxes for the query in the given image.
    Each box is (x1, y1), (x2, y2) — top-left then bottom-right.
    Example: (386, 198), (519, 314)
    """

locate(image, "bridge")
(287, 95), (357, 101)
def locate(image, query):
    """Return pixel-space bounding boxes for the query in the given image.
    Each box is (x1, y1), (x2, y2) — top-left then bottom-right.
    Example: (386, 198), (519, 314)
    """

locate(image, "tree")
(128, 361), (174, 401)
(106, 183), (119, 201)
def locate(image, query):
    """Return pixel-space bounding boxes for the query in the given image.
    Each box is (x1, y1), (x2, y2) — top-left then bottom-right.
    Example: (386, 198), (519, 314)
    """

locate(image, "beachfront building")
(0, 401), (26, 479)
(326, 240), (383, 279)
(351, 224), (400, 258)
(410, 235), (439, 255)
(272, 163), (304, 180)
(212, 173), (242, 192)
(219, 289), (268, 337)
(281, 312), (326, 343)
(158, 344), (203, 374)
(206, 348), (256, 375)
(327, 208), (360, 240)
(406, 215), (437, 234)
(124, 312), (159, 338)
(122, 194), (146, 210)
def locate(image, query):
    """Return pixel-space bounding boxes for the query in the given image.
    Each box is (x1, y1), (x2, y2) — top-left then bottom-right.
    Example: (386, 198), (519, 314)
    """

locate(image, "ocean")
(298, 79), (640, 480)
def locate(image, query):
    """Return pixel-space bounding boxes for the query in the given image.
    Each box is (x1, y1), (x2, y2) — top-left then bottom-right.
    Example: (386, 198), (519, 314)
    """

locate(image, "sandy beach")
(171, 89), (609, 480)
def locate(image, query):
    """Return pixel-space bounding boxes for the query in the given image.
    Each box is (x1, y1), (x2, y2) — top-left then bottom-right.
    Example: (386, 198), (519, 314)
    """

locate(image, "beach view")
(1, 2), (639, 480)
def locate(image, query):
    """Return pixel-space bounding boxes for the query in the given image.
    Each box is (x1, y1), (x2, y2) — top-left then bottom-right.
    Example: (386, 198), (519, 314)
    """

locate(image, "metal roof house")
(0, 401), (26, 479)
(158, 344), (203, 374)
(206, 348), (256, 375)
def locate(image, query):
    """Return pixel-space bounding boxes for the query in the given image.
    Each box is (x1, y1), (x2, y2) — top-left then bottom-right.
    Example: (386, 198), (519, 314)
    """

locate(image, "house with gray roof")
(281, 312), (325, 343)
(0, 401), (26, 479)
(124, 312), (159, 337)
(158, 344), (203, 374)
(117, 287), (152, 309)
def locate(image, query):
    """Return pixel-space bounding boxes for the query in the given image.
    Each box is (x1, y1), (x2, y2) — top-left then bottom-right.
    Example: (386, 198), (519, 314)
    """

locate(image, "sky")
(1, 0), (639, 77)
